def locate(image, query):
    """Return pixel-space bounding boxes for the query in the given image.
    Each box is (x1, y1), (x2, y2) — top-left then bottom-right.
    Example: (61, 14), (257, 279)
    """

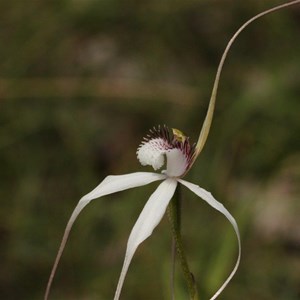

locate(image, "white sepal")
(82, 172), (166, 201)
(45, 172), (166, 300)
(114, 178), (178, 300)
(178, 179), (241, 300)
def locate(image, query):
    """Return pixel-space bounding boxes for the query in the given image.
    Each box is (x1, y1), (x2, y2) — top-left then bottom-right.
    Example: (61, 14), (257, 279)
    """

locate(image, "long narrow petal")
(178, 179), (241, 300)
(45, 172), (165, 300)
(114, 178), (178, 300)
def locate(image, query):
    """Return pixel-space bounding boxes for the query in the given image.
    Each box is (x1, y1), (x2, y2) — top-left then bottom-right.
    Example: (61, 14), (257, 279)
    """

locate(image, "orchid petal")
(45, 172), (165, 300)
(178, 179), (241, 300)
(114, 178), (178, 300)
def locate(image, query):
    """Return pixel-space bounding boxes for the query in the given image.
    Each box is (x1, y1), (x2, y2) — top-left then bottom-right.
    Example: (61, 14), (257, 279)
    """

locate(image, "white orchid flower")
(45, 125), (240, 300)
(45, 1), (300, 299)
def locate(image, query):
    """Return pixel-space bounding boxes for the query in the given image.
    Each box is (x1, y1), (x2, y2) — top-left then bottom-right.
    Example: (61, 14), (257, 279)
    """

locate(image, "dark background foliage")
(0, 0), (299, 299)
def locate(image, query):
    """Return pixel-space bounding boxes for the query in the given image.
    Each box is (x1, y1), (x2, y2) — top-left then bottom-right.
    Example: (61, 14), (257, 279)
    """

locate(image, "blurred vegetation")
(0, 0), (299, 299)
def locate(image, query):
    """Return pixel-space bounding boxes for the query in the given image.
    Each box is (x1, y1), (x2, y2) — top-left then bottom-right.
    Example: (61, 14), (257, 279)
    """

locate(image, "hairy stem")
(167, 185), (199, 300)
(170, 237), (176, 300)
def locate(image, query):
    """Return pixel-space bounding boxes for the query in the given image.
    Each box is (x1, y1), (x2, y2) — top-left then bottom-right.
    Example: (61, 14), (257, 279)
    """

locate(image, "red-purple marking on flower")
(137, 126), (196, 177)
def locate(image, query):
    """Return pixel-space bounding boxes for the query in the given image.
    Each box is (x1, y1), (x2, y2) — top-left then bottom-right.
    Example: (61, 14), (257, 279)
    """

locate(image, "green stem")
(170, 237), (176, 300)
(167, 185), (199, 300)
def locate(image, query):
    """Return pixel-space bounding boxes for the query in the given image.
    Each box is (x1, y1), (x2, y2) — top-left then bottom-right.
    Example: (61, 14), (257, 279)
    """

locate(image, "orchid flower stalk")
(44, 1), (300, 299)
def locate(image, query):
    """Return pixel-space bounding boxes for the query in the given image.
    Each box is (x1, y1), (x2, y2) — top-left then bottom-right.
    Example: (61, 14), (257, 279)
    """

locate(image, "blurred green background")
(0, 0), (299, 299)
